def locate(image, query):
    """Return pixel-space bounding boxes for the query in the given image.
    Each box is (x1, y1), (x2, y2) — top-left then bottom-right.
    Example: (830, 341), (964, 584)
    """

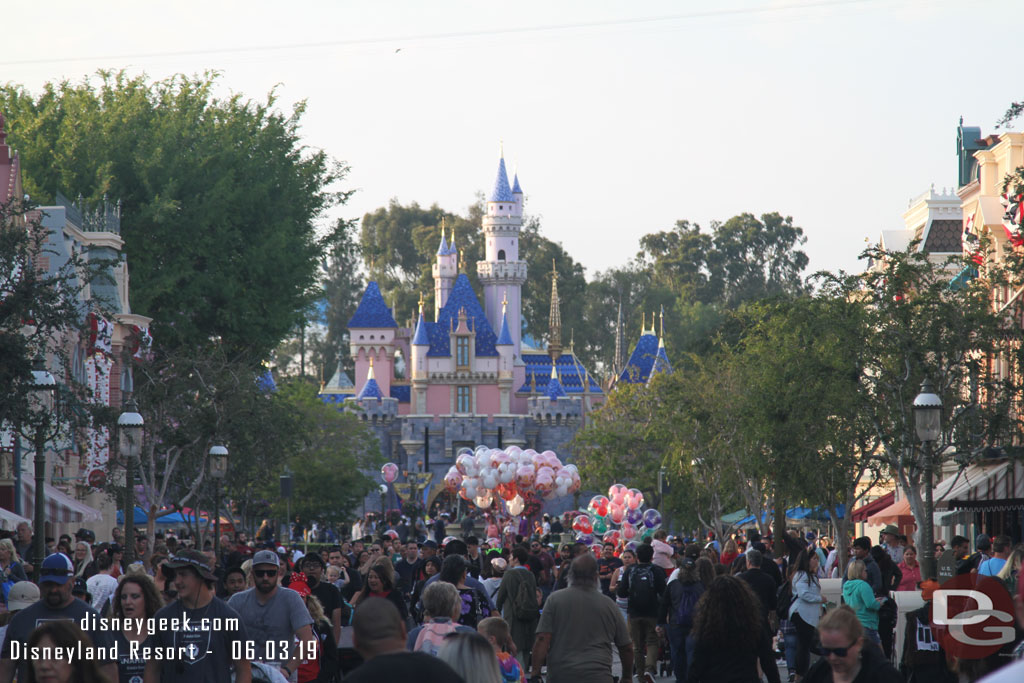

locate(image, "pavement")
(647, 659), (790, 682)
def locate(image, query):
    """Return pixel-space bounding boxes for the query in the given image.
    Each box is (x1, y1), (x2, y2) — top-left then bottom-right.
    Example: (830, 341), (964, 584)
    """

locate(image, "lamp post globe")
(28, 355), (56, 581)
(118, 399), (144, 565)
(209, 445), (229, 562)
(913, 378), (942, 581)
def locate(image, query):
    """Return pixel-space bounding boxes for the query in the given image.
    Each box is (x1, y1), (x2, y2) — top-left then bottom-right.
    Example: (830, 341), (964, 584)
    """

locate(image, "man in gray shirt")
(228, 550), (314, 681)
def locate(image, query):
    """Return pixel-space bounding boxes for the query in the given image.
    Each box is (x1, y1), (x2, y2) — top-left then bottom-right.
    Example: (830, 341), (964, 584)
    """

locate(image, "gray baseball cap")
(252, 549), (281, 567)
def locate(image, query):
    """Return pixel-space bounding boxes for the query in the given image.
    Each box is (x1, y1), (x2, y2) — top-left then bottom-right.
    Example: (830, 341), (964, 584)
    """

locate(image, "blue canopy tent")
(733, 505), (845, 527)
(114, 509), (208, 525)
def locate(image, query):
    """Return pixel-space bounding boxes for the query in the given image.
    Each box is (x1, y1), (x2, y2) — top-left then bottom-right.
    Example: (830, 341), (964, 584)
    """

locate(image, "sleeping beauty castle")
(320, 152), (670, 511)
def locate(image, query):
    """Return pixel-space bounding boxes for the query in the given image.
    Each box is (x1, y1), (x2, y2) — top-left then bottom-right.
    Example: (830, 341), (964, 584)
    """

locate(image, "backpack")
(628, 564), (658, 612)
(673, 581), (703, 628)
(510, 576), (540, 622)
(777, 577), (795, 616)
(413, 620), (458, 656)
(457, 587), (484, 628)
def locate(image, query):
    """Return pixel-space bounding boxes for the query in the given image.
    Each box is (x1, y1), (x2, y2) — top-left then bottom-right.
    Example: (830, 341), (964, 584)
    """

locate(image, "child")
(478, 616), (525, 683)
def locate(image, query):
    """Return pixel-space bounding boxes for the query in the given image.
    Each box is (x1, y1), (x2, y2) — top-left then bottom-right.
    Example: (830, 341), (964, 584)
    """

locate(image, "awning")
(21, 479), (103, 523)
(948, 265), (978, 292)
(851, 492), (895, 522)
(868, 462), (1016, 524)
(721, 509), (749, 525)
(0, 506), (31, 530)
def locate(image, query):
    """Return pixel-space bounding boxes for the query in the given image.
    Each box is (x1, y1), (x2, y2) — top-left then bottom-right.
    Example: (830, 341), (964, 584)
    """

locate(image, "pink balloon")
(627, 488), (644, 510)
(621, 521), (637, 540)
(609, 503), (626, 525)
(516, 465), (536, 490)
(381, 463), (399, 484)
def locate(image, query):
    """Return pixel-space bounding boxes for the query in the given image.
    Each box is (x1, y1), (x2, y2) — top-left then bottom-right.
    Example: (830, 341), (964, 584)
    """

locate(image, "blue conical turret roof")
(412, 311), (430, 346)
(437, 232), (449, 256)
(648, 339), (673, 383)
(545, 366), (567, 400)
(490, 157), (514, 203)
(496, 309), (513, 346)
(353, 358), (384, 401)
(512, 173), (522, 194)
(348, 282), (398, 328)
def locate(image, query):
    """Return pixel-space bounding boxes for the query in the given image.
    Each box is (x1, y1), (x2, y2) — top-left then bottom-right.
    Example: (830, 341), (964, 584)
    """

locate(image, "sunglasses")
(816, 642), (857, 657)
(254, 569), (278, 577)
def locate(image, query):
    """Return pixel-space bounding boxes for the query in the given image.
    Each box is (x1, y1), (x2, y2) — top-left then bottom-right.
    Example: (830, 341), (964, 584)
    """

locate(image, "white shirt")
(86, 573), (119, 613)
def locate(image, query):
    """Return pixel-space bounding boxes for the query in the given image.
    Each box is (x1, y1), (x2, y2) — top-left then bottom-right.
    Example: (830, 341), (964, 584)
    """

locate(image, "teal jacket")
(842, 578), (880, 630)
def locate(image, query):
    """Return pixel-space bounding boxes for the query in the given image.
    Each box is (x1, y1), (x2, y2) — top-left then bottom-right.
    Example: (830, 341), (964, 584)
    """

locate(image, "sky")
(2, 0), (1018, 281)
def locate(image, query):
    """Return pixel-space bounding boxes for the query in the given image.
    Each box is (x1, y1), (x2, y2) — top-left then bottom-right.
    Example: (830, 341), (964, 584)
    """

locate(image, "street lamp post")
(280, 468), (293, 542)
(209, 445), (229, 564)
(117, 399), (144, 565)
(27, 355), (56, 582)
(914, 378), (943, 581)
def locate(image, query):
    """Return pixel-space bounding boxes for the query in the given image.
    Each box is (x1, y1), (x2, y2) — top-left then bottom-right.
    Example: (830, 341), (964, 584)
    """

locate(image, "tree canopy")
(0, 71), (349, 360)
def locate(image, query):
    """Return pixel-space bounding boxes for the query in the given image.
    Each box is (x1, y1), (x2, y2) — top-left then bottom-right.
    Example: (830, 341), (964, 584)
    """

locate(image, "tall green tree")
(0, 71), (348, 360)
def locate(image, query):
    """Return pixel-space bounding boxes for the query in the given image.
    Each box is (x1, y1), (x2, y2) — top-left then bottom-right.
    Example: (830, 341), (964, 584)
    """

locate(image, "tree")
(818, 243), (1024, 554)
(0, 71), (348, 360)
(264, 380), (383, 526)
(120, 342), (305, 543)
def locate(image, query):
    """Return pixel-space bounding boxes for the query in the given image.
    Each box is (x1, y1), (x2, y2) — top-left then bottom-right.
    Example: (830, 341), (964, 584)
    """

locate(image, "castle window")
(498, 249), (506, 261)
(456, 337), (470, 368)
(457, 386), (471, 413)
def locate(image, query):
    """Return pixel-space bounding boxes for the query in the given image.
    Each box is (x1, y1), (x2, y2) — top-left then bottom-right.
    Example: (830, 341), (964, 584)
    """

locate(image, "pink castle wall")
(476, 385), (500, 415)
(426, 386), (451, 415)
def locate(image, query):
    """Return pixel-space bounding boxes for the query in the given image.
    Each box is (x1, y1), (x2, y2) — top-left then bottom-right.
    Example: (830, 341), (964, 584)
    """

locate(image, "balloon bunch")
(443, 445), (582, 513)
(572, 483), (662, 548)
(380, 463), (399, 484)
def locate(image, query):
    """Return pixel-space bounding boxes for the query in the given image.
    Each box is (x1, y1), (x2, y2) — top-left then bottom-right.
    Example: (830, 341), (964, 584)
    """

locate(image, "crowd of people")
(1, 515), (1023, 683)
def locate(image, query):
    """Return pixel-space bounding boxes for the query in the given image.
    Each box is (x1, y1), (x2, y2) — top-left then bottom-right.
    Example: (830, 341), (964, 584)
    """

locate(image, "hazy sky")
(3, 0), (1017, 280)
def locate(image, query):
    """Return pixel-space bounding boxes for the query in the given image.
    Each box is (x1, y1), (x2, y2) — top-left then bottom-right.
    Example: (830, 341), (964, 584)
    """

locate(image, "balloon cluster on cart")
(573, 484), (662, 550)
(441, 445), (582, 516)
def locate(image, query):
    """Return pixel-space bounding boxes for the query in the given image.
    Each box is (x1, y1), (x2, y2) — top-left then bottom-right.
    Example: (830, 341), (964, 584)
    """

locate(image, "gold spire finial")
(547, 260), (562, 362)
(441, 216), (446, 242)
(367, 356), (376, 380)
(570, 328), (575, 353)
(551, 364), (558, 379)
(502, 290), (508, 314)
(418, 292), (425, 316)
(500, 140), (504, 158)
(642, 311), (646, 332)
(458, 248), (464, 272)
(659, 306), (664, 338)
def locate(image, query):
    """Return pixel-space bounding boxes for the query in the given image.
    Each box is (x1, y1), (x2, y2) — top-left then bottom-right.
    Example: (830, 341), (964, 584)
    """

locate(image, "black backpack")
(777, 577), (795, 616)
(628, 564), (658, 612)
(673, 581), (703, 628)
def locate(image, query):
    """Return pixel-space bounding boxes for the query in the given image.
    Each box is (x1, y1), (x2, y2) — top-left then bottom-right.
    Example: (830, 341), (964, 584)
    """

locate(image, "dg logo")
(931, 573), (1016, 659)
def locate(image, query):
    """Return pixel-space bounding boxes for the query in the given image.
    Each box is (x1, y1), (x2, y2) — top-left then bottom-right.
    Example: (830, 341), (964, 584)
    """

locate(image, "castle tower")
(613, 298), (625, 375)
(411, 294), (430, 414)
(496, 292), (515, 413)
(477, 152), (527, 362)
(432, 221), (457, 319)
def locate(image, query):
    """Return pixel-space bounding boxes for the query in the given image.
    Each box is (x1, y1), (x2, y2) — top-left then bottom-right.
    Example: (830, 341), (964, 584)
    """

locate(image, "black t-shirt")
(345, 651), (465, 683)
(1, 597), (116, 681)
(598, 556), (623, 592)
(114, 631), (147, 683)
(394, 558), (422, 593)
(310, 580), (342, 622)
(143, 596), (248, 683)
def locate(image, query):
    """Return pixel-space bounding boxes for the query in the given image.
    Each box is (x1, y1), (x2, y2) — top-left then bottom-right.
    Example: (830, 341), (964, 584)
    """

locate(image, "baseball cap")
(420, 540), (438, 550)
(74, 528), (95, 543)
(288, 571), (312, 598)
(975, 534), (992, 551)
(490, 557), (508, 572)
(72, 577), (89, 596)
(40, 553), (74, 585)
(7, 581), (39, 610)
(164, 549), (217, 581)
(253, 549), (281, 567)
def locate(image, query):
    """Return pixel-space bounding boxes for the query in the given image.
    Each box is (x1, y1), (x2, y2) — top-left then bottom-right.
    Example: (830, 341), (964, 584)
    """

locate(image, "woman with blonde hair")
(0, 538), (28, 591)
(720, 537), (740, 567)
(288, 572), (338, 683)
(841, 559), (884, 645)
(73, 541), (93, 578)
(439, 630), (503, 683)
(996, 542), (1024, 595)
